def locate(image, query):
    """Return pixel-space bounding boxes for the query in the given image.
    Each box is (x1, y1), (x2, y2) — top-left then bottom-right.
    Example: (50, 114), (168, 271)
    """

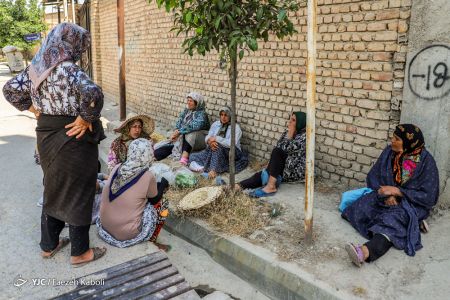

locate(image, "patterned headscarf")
(110, 139), (154, 201)
(392, 124), (425, 185)
(29, 23), (90, 90)
(218, 106), (231, 138)
(182, 91), (206, 127)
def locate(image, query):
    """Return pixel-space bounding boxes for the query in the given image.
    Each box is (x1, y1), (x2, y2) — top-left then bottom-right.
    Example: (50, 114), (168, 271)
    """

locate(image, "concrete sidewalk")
(99, 97), (450, 300)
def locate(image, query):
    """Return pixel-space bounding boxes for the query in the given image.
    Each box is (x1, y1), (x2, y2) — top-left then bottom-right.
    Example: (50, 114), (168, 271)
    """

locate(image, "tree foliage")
(148, 0), (299, 186)
(150, 0), (299, 60)
(0, 0), (47, 51)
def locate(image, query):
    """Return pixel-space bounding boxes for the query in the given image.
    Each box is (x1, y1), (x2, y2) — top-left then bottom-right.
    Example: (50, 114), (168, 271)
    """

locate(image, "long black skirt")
(36, 115), (105, 226)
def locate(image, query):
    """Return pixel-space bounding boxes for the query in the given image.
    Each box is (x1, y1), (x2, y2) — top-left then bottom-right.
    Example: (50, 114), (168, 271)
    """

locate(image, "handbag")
(339, 187), (373, 212)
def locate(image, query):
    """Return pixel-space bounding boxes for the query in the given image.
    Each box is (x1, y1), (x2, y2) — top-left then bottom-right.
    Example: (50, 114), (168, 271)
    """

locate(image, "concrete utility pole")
(304, 0), (318, 243)
(117, 0), (126, 121)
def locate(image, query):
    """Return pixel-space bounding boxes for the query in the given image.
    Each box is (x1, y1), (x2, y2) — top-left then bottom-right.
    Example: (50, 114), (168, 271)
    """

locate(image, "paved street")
(0, 64), (267, 300)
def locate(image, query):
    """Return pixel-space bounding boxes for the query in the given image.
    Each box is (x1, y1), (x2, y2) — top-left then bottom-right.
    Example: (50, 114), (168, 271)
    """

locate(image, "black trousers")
(364, 233), (392, 262)
(239, 147), (287, 189)
(154, 137), (192, 161)
(40, 212), (90, 256)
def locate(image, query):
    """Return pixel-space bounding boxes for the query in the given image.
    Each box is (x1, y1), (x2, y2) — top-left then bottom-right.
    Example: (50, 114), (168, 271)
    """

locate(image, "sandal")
(42, 237), (70, 259)
(249, 188), (277, 198)
(345, 243), (364, 267)
(420, 220), (429, 233)
(72, 247), (107, 268)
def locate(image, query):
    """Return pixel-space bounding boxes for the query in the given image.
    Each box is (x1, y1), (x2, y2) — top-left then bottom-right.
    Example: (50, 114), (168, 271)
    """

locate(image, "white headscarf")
(110, 138), (154, 199)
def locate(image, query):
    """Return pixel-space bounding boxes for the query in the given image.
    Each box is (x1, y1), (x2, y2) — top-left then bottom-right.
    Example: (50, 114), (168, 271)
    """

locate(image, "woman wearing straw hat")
(107, 114), (155, 172)
(98, 138), (170, 250)
(154, 92), (209, 164)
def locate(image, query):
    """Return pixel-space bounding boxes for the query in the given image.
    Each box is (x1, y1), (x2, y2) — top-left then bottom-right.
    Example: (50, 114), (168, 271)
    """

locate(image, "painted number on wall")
(408, 44), (450, 100)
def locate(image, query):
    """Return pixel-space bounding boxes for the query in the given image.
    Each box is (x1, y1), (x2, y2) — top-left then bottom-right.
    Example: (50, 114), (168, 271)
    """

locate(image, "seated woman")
(154, 92), (209, 164)
(343, 124), (439, 267)
(236, 112), (307, 198)
(108, 114), (154, 172)
(188, 106), (248, 178)
(97, 138), (170, 250)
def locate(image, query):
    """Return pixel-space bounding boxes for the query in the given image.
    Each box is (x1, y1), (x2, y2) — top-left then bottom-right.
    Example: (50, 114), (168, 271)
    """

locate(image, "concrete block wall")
(91, 0), (412, 187)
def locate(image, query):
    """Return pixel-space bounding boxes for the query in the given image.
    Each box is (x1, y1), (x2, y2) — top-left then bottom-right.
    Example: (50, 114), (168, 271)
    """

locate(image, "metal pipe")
(63, 0), (69, 22)
(304, 0), (318, 243)
(117, 0), (126, 121)
(71, 0), (76, 23)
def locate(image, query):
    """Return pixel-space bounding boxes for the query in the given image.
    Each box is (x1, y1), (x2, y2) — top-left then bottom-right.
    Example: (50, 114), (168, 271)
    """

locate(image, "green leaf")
(185, 11), (192, 23)
(214, 16), (222, 29)
(248, 38), (258, 51)
(277, 9), (287, 22)
(256, 7), (263, 20)
(196, 27), (203, 34)
(239, 49), (244, 60)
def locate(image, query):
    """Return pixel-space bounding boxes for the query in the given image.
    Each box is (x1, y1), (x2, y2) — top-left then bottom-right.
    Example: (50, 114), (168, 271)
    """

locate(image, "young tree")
(0, 0), (47, 52)
(148, 0), (299, 187)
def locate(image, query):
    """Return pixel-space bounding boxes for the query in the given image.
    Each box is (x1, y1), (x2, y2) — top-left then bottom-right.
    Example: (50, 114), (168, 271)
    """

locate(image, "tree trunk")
(228, 55), (237, 188)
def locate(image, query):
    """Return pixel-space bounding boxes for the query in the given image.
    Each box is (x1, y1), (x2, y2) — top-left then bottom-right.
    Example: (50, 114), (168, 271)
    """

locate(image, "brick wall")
(91, 0), (411, 187)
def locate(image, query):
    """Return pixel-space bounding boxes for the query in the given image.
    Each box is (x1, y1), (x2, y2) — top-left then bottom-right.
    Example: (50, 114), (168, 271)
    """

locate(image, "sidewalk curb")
(164, 215), (345, 300)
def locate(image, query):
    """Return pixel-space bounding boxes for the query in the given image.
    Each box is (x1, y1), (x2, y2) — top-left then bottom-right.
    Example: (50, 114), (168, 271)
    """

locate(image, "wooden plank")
(149, 281), (194, 300)
(88, 266), (180, 299)
(53, 253), (170, 300)
(63, 260), (173, 300)
(112, 274), (185, 300)
(167, 290), (202, 300)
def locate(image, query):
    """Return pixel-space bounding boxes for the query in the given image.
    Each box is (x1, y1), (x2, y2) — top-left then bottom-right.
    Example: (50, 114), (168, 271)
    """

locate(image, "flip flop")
(420, 220), (429, 233)
(345, 243), (364, 267)
(42, 237), (70, 259)
(249, 188), (277, 198)
(72, 247), (107, 268)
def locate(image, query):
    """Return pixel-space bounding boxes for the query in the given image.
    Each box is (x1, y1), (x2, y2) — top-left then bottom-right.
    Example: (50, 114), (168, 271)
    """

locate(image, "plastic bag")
(174, 167), (198, 188)
(339, 187), (373, 212)
(149, 162), (175, 185)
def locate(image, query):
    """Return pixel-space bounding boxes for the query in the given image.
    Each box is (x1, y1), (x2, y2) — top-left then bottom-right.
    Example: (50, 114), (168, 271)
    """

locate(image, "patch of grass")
(165, 178), (271, 236)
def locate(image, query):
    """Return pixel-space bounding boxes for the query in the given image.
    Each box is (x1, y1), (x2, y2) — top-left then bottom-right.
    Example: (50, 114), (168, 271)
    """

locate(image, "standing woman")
(3, 23), (106, 266)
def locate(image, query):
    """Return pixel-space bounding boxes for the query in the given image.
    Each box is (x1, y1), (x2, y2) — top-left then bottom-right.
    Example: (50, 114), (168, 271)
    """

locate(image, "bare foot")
(70, 248), (94, 265)
(262, 185), (277, 194)
(208, 170), (217, 179)
(153, 241), (171, 252)
(41, 239), (66, 258)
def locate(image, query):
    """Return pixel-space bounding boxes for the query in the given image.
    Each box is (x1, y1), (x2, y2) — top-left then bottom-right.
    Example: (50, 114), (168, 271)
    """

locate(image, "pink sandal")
(345, 243), (365, 267)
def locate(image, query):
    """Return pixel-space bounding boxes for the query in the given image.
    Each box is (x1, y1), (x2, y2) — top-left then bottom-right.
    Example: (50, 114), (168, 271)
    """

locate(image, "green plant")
(0, 0), (47, 51)
(148, 0), (299, 186)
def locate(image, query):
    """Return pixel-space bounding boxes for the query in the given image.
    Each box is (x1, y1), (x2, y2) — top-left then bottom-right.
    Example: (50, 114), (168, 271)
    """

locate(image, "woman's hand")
(384, 195), (399, 206)
(170, 130), (180, 141)
(65, 116), (92, 139)
(28, 106), (40, 119)
(287, 121), (296, 139)
(378, 186), (402, 197)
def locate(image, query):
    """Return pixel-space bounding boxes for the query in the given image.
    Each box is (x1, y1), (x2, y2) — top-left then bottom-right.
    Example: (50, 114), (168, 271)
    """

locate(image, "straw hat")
(114, 114), (155, 136)
(178, 186), (223, 210)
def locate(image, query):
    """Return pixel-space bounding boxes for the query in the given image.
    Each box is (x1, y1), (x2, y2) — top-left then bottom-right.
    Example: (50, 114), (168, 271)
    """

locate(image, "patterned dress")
(276, 130), (307, 182)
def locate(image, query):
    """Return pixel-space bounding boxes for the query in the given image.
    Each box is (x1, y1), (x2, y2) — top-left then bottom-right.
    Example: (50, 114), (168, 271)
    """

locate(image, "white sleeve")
(216, 124), (242, 148)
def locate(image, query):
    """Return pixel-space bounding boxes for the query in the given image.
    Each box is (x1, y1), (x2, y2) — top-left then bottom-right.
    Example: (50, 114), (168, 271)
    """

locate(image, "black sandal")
(42, 237), (70, 259)
(72, 247), (107, 268)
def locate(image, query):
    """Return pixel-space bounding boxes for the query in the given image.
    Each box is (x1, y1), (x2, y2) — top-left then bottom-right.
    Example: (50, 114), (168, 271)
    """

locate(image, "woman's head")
(219, 106), (231, 124)
(29, 23), (90, 89)
(288, 111), (307, 133)
(128, 119), (143, 139)
(392, 124), (424, 154)
(186, 92), (205, 110)
(126, 138), (153, 168)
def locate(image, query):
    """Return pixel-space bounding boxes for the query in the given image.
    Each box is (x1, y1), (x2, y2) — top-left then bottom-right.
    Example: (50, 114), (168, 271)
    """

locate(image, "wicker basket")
(178, 186), (223, 210)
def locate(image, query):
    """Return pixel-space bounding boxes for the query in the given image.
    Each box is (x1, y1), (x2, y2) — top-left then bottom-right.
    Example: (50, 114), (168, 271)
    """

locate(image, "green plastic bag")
(175, 173), (198, 188)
